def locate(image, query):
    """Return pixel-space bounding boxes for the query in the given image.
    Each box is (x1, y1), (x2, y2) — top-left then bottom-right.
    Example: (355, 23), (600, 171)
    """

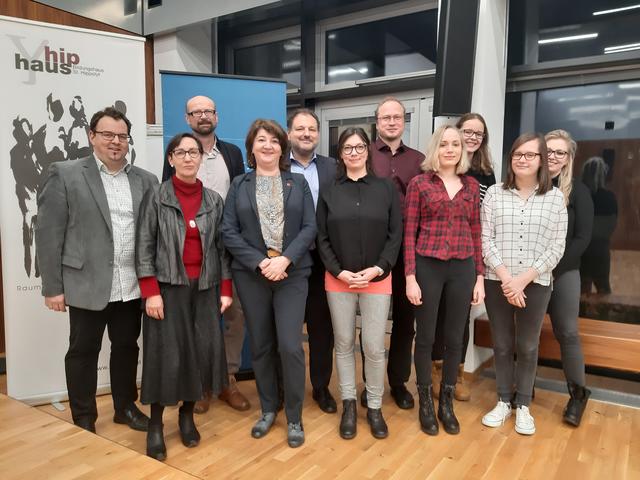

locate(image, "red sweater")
(139, 175), (231, 298)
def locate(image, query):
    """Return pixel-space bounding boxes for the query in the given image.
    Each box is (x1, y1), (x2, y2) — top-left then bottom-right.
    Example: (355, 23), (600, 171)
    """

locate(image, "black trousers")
(413, 256), (475, 386)
(305, 248), (334, 390)
(66, 300), (141, 424)
(432, 297), (471, 363)
(233, 267), (310, 424)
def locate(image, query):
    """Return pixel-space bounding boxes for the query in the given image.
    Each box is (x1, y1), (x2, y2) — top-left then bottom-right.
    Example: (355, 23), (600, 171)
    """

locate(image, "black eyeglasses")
(187, 109), (216, 118)
(547, 149), (568, 159)
(172, 149), (201, 159)
(462, 129), (485, 140)
(94, 131), (130, 142)
(342, 144), (367, 155)
(512, 152), (541, 161)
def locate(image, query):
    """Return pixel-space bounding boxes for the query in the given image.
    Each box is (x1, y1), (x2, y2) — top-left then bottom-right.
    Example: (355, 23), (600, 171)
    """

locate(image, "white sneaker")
(515, 405), (536, 435)
(482, 401), (512, 427)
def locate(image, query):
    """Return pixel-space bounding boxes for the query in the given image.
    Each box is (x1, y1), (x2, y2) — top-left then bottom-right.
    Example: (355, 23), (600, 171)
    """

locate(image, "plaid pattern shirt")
(481, 184), (568, 286)
(404, 171), (484, 277)
(96, 158), (140, 302)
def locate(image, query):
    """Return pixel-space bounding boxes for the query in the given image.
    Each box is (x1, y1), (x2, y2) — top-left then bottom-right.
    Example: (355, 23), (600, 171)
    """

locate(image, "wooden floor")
(0, 370), (630, 479)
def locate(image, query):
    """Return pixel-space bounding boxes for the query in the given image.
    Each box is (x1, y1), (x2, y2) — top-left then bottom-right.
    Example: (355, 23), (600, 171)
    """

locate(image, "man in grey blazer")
(288, 108), (338, 414)
(35, 107), (158, 433)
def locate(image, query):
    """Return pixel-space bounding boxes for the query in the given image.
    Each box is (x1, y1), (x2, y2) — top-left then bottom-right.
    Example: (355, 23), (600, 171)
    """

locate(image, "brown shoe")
(454, 364), (471, 401)
(219, 376), (251, 411)
(194, 391), (212, 415)
(432, 360), (443, 399)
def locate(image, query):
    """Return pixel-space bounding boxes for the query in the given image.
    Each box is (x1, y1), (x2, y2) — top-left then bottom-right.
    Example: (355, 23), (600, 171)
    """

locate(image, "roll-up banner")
(0, 16), (148, 404)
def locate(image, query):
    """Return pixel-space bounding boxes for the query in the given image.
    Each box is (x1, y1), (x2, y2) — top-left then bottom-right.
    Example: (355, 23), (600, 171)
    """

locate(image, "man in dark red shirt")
(366, 97), (424, 410)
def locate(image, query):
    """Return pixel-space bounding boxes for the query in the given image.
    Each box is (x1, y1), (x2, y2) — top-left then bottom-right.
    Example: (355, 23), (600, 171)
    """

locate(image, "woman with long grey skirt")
(545, 129), (593, 426)
(317, 127), (402, 440)
(481, 132), (567, 436)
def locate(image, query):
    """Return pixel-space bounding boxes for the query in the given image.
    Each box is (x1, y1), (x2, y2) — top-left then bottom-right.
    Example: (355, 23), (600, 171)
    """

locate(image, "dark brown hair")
(287, 108), (319, 130)
(456, 112), (493, 175)
(89, 106), (131, 134)
(503, 132), (552, 194)
(164, 132), (203, 167)
(245, 119), (289, 170)
(336, 127), (373, 178)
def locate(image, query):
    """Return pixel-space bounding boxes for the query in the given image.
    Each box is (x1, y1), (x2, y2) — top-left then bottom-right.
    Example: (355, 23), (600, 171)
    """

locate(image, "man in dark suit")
(35, 107), (158, 433)
(287, 108), (338, 413)
(162, 95), (251, 413)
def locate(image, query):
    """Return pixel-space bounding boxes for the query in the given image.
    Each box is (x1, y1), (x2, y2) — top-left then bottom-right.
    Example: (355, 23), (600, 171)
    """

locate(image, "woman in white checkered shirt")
(480, 132), (568, 436)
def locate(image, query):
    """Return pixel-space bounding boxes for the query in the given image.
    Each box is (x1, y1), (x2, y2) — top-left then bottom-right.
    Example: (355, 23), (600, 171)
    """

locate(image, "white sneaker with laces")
(515, 405), (536, 435)
(482, 400), (512, 427)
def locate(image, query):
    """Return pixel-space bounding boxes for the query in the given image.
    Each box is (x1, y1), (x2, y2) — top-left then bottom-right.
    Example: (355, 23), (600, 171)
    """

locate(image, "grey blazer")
(35, 156), (158, 311)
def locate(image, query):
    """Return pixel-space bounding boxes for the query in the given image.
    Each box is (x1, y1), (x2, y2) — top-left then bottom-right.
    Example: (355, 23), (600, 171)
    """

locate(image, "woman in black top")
(431, 113), (496, 402)
(545, 129), (594, 427)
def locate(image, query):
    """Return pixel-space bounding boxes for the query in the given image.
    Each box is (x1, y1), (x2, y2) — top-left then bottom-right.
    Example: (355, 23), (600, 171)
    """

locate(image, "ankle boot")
(178, 410), (201, 447)
(416, 384), (439, 436)
(454, 364), (471, 401)
(366, 408), (388, 439)
(146, 423), (167, 460)
(563, 382), (591, 427)
(437, 384), (460, 435)
(340, 399), (357, 439)
(432, 361), (443, 399)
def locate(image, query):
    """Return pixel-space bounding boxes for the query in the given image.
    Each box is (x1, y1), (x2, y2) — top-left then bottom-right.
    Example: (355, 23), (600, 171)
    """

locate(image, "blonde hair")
(421, 125), (469, 174)
(545, 129), (576, 205)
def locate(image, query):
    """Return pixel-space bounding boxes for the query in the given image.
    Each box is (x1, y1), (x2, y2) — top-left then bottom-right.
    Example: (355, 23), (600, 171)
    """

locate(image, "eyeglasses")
(462, 129), (485, 140)
(547, 149), (568, 159)
(172, 149), (201, 159)
(512, 152), (541, 161)
(342, 144), (367, 155)
(94, 131), (130, 142)
(187, 109), (216, 118)
(377, 115), (404, 123)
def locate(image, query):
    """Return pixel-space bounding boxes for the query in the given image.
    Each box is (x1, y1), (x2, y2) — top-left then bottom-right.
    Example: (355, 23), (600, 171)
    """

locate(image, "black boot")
(146, 423), (167, 461)
(340, 399), (357, 439)
(416, 384), (439, 436)
(178, 410), (201, 447)
(437, 384), (460, 435)
(366, 408), (388, 439)
(563, 382), (591, 427)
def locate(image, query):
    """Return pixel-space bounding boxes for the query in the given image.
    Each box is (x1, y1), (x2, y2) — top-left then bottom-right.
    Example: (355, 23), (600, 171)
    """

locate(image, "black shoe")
(437, 384), (460, 435)
(74, 417), (96, 433)
(360, 389), (368, 409)
(178, 410), (201, 447)
(312, 387), (337, 414)
(113, 404), (149, 432)
(390, 384), (415, 409)
(366, 408), (388, 439)
(340, 399), (357, 439)
(563, 382), (591, 427)
(416, 384), (439, 436)
(146, 423), (167, 461)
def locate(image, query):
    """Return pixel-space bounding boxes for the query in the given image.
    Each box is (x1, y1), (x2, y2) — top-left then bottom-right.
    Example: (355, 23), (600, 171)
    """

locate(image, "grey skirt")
(141, 280), (228, 405)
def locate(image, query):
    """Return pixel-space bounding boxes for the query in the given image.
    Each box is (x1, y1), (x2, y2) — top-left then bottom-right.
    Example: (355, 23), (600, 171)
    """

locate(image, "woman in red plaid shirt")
(404, 125), (485, 436)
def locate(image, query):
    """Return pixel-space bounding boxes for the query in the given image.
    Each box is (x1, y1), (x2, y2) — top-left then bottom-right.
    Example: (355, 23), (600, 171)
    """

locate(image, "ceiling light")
(618, 82), (640, 89)
(593, 4), (640, 16)
(538, 33), (598, 45)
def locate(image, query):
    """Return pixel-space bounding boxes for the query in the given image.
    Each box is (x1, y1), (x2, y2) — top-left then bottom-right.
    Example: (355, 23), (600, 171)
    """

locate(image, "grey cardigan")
(136, 179), (231, 290)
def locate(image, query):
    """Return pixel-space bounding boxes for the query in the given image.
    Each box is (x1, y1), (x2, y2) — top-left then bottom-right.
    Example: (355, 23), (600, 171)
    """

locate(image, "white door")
(315, 90), (433, 159)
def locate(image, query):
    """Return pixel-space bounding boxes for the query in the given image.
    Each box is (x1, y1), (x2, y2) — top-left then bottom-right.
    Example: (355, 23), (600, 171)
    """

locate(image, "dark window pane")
(235, 38), (301, 88)
(325, 10), (437, 84)
(508, 0), (640, 65)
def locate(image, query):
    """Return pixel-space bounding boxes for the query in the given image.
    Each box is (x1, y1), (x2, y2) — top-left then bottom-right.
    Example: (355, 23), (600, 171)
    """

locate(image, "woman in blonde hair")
(545, 129), (594, 426)
(404, 125), (484, 436)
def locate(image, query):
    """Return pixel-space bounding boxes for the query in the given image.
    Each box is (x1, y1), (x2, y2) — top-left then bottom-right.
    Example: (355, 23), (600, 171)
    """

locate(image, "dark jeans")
(305, 248), (334, 390)
(548, 269), (586, 386)
(484, 280), (551, 407)
(233, 267), (309, 424)
(66, 300), (142, 424)
(432, 296), (470, 363)
(413, 256), (475, 386)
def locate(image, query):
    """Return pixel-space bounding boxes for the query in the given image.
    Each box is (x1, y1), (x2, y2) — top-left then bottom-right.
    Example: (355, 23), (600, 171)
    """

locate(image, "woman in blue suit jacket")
(222, 119), (316, 448)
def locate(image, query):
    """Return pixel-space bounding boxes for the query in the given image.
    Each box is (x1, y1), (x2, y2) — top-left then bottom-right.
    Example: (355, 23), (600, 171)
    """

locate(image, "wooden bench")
(474, 314), (640, 373)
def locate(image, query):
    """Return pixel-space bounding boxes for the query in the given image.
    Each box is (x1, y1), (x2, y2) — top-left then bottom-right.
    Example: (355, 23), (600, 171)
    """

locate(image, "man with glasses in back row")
(162, 95), (251, 413)
(36, 107), (158, 433)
